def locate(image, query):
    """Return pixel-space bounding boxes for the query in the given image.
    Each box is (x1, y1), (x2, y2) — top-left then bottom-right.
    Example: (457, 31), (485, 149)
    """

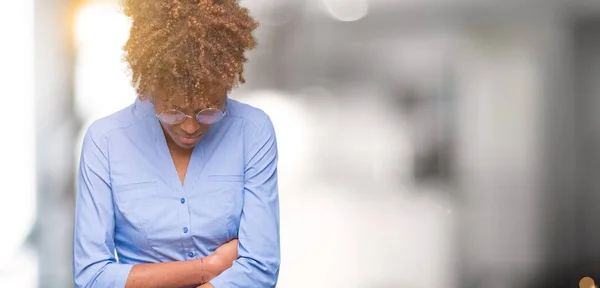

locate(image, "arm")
(205, 115), (281, 288)
(125, 240), (237, 288)
(73, 129), (236, 288)
(125, 244), (235, 288)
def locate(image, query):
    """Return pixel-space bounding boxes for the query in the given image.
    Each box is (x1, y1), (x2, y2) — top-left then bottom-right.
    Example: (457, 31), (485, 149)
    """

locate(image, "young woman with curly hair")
(72, 1), (280, 287)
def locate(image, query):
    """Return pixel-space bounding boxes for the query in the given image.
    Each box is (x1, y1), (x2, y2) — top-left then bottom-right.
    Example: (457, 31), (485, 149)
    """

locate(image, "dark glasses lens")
(195, 108), (224, 125)
(157, 109), (186, 124)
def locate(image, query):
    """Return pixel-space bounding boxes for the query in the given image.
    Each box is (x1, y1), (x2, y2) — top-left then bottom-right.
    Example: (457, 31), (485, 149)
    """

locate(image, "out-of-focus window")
(0, 0), (38, 287)
(74, 0), (135, 144)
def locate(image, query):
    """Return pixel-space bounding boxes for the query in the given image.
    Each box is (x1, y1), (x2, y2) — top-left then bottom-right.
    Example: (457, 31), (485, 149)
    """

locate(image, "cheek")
(161, 124), (179, 137)
(199, 124), (212, 132)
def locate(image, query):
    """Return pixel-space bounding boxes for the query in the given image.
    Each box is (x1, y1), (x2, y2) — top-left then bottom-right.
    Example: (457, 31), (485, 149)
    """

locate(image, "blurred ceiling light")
(74, 2), (130, 49)
(323, 0), (369, 22)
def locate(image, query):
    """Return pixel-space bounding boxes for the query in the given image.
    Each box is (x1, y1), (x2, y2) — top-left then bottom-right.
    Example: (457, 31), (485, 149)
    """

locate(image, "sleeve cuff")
(209, 268), (233, 288)
(209, 277), (224, 288)
(114, 263), (134, 287)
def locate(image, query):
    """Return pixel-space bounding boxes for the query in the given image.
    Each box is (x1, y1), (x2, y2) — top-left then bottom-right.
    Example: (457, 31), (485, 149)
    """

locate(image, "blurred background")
(2, 0), (600, 287)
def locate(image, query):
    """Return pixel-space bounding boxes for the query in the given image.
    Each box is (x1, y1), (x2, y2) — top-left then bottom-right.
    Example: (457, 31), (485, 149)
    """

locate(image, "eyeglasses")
(156, 107), (226, 125)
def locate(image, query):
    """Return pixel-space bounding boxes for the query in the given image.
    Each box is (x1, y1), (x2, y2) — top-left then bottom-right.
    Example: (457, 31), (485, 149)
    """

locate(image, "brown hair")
(122, 0), (258, 107)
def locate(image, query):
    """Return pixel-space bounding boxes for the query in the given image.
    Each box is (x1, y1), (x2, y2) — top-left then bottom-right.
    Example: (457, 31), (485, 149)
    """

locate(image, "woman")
(72, 0), (280, 287)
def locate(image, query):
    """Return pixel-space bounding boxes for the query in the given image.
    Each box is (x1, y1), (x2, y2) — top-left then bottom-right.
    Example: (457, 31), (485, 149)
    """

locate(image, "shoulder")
(83, 102), (150, 147)
(225, 98), (274, 135)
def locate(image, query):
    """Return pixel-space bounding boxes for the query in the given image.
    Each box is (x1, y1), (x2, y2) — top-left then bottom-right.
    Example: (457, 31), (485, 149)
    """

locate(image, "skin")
(124, 94), (232, 288)
(125, 239), (238, 288)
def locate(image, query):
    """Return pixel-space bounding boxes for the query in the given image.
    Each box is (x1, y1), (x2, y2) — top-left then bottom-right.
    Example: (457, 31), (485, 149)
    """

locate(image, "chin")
(175, 140), (198, 149)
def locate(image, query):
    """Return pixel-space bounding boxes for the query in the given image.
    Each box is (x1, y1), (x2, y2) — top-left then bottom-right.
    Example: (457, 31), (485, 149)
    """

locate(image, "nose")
(179, 117), (201, 135)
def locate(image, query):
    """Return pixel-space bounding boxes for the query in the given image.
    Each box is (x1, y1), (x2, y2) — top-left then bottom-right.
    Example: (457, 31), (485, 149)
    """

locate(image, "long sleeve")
(73, 128), (133, 288)
(210, 115), (281, 288)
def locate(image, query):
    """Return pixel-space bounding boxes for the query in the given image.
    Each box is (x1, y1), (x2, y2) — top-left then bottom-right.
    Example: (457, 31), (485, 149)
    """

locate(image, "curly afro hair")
(122, 0), (259, 107)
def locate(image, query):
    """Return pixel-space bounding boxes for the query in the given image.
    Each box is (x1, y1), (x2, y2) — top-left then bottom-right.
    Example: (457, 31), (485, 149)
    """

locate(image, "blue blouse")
(73, 97), (280, 287)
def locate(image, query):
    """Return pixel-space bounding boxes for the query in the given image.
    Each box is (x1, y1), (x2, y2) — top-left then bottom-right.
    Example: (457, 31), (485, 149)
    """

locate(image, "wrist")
(200, 254), (220, 281)
(195, 256), (213, 283)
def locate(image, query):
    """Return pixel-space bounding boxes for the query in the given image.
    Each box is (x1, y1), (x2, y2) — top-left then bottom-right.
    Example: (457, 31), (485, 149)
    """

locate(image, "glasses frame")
(156, 107), (227, 125)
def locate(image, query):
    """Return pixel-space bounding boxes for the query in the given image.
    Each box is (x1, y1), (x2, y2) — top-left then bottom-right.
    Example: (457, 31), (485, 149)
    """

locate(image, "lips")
(178, 133), (203, 144)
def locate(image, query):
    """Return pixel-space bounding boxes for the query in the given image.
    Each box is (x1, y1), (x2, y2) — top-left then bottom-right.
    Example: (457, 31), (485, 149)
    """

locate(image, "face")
(153, 95), (226, 150)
